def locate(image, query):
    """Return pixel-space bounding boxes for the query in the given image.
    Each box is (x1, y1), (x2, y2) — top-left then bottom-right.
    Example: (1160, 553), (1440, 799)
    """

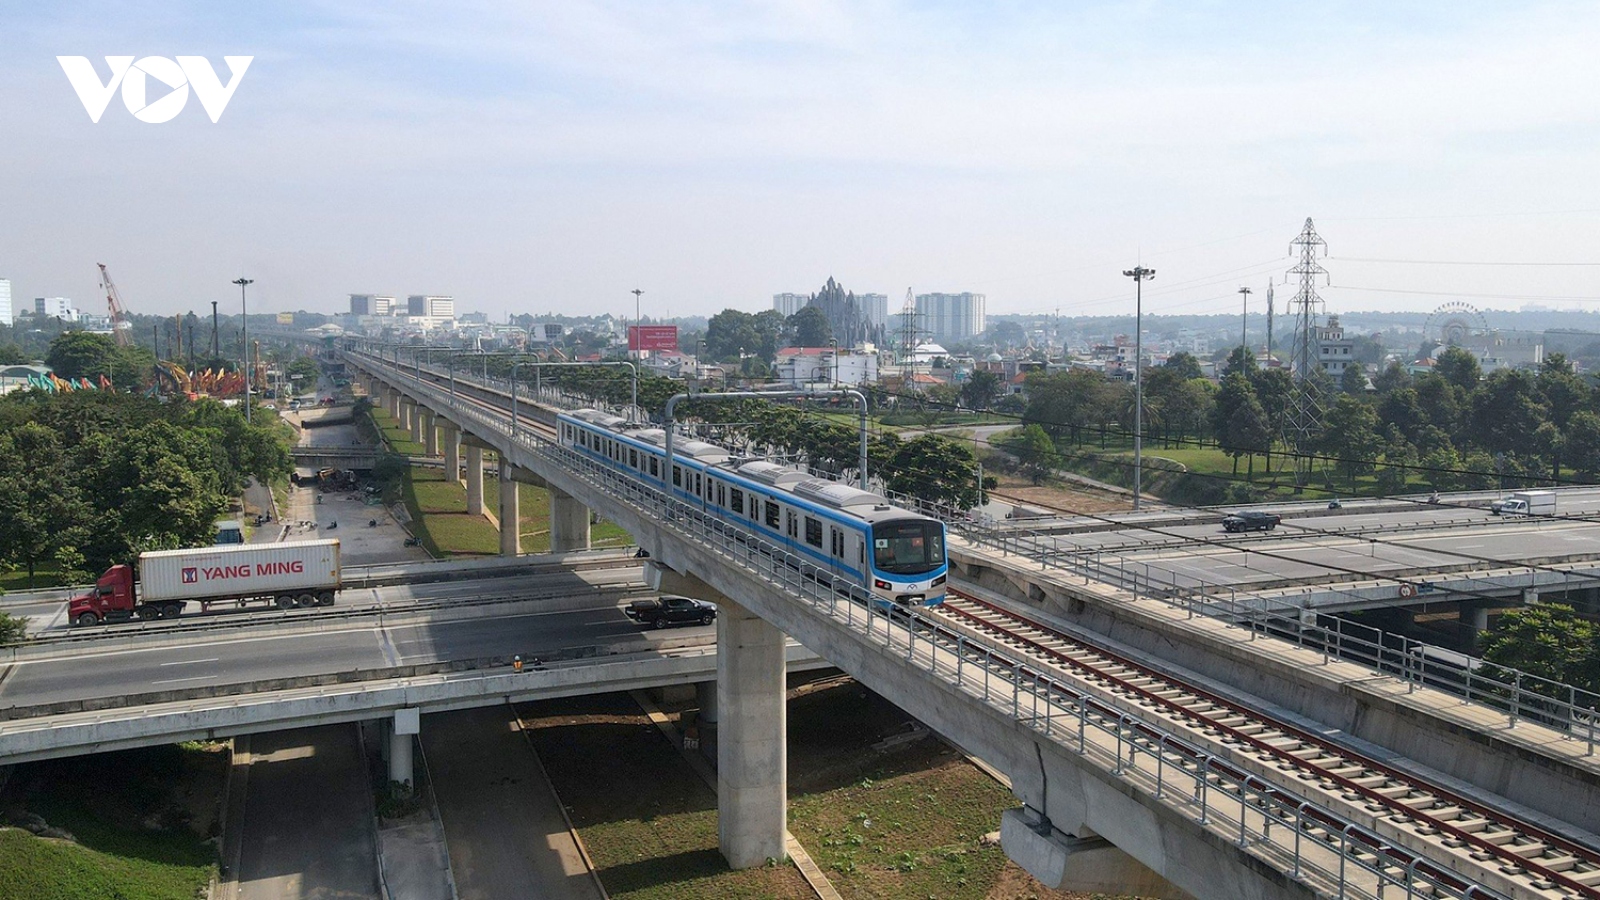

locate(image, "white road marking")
(152, 674), (218, 685)
(159, 657), (220, 667)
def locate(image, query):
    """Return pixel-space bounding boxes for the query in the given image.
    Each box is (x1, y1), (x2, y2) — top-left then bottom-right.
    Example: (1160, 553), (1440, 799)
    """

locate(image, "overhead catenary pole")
(631, 288), (644, 361)
(1122, 265), (1155, 511)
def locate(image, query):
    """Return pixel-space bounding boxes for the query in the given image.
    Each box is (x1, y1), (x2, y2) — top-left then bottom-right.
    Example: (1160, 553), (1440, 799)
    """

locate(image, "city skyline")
(6, 3), (1600, 321)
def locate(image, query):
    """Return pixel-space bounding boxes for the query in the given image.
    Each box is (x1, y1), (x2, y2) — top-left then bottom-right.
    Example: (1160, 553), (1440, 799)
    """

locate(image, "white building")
(0, 279), (11, 324)
(407, 295), (455, 319)
(914, 292), (986, 342)
(773, 293), (808, 317)
(34, 297), (78, 321)
(773, 346), (879, 387)
(1316, 316), (1354, 377)
(349, 294), (395, 316)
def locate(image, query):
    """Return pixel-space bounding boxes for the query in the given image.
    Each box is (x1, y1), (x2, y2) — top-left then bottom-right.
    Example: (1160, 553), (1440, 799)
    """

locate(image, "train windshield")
(871, 520), (945, 575)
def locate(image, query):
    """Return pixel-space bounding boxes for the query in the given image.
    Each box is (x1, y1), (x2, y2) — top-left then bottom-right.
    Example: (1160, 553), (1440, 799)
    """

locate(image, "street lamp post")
(631, 288), (643, 361)
(233, 278), (253, 422)
(1238, 286), (1251, 359)
(1122, 266), (1154, 511)
(829, 338), (838, 386)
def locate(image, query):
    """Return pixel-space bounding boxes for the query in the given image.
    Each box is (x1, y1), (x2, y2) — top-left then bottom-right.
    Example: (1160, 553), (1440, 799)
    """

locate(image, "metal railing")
(377, 351), (1600, 753)
(356, 351), (1515, 899)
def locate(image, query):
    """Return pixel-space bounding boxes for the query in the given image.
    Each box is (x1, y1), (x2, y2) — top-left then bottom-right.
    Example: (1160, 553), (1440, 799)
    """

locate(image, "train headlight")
(932, 575), (946, 587)
(874, 579), (891, 590)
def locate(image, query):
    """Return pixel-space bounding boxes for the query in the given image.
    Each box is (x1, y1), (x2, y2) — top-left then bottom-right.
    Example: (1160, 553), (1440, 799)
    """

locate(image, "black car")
(624, 595), (718, 629)
(1222, 511), (1281, 533)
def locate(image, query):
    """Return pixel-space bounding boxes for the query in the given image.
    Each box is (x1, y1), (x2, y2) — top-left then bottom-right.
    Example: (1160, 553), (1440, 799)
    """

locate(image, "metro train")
(558, 408), (948, 607)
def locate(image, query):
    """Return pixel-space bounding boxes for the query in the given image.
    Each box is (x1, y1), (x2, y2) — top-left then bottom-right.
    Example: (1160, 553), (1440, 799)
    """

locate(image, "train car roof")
(736, 460), (807, 488)
(792, 478), (884, 509)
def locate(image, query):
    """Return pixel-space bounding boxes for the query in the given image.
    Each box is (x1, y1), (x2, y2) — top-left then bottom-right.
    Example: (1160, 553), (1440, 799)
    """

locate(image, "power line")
(1337, 257), (1600, 267)
(1327, 285), (1600, 303)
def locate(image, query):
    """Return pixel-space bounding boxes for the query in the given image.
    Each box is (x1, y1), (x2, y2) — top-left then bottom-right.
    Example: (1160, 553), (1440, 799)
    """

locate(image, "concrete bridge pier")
(441, 421), (460, 483)
(388, 388), (401, 420)
(648, 564), (786, 868)
(1460, 602), (1490, 633)
(389, 708), (419, 788)
(409, 403), (425, 445)
(465, 446), (485, 516)
(499, 459), (521, 556)
(549, 486), (591, 552)
(401, 398), (416, 433)
(422, 409), (438, 457)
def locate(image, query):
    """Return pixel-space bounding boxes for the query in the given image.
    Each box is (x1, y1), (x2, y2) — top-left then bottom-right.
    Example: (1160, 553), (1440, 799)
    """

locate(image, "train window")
(673, 465), (682, 487)
(831, 528), (843, 557)
(765, 500), (780, 528)
(805, 517), (822, 548)
(650, 457), (659, 477)
(731, 488), (744, 515)
(716, 483), (726, 507)
(630, 448), (638, 469)
(786, 511), (798, 539)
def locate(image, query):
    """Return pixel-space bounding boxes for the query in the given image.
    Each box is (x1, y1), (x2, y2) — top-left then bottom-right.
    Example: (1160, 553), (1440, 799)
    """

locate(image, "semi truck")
(68, 540), (342, 626)
(1492, 490), (1556, 517)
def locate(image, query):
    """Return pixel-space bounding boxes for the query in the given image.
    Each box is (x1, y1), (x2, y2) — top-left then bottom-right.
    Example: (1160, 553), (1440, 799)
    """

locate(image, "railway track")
(936, 586), (1600, 899)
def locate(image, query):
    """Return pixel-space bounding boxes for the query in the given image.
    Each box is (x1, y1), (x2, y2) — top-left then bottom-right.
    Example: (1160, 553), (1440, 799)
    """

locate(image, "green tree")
(1480, 604), (1599, 694)
(786, 306), (833, 348)
(1210, 372), (1256, 472)
(1220, 346), (1258, 379)
(1163, 351), (1204, 381)
(1225, 395), (1272, 480)
(0, 613), (26, 646)
(959, 370), (1002, 412)
(46, 331), (118, 381)
(0, 423), (89, 588)
(1435, 346), (1482, 391)
(1320, 395), (1381, 490)
(1470, 369), (1547, 458)
(1373, 361), (1411, 394)
(1002, 424), (1058, 485)
(1567, 411), (1600, 479)
(1340, 362), (1368, 395)
(883, 434), (979, 509)
(0, 344), (30, 365)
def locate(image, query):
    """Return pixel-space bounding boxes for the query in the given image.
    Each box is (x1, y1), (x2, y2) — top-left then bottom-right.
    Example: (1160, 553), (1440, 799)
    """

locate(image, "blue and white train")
(558, 409), (948, 607)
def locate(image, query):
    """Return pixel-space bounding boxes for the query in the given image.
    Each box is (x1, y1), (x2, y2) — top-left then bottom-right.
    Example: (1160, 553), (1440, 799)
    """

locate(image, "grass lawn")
(521, 680), (1100, 900)
(519, 694), (812, 900)
(370, 408), (426, 456)
(0, 566), (71, 594)
(400, 465), (636, 557)
(0, 743), (226, 900)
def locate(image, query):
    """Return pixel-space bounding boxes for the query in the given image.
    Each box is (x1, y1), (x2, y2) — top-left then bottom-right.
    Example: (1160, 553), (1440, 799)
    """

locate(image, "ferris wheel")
(1425, 301), (1487, 347)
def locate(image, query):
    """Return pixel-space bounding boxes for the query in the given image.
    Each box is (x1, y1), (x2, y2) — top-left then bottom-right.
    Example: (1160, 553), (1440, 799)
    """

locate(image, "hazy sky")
(6, 1), (1600, 323)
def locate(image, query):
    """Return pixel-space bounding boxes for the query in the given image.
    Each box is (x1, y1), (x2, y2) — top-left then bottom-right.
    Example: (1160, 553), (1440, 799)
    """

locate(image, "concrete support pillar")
(442, 423), (460, 485)
(717, 597), (787, 868)
(499, 459), (521, 557)
(549, 485), (591, 553)
(466, 446), (485, 516)
(389, 708), (419, 787)
(422, 410), (438, 457)
(400, 400), (414, 432)
(1460, 603), (1489, 633)
(696, 680), (718, 725)
(410, 405), (424, 444)
(388, 389), (401, 420)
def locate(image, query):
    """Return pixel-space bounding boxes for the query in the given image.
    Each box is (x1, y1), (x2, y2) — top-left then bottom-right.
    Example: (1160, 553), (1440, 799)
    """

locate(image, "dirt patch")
(990, 476), (1130, 516)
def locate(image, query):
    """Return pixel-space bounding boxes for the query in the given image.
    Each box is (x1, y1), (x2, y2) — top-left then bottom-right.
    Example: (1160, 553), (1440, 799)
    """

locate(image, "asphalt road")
(236, 724), (380, 900)
(424, 706), (605, 900)
(0, 601), (710, 709)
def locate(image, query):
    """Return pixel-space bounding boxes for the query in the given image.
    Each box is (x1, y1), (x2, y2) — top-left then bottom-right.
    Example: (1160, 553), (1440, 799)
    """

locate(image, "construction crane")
(97, 263), (133, 347)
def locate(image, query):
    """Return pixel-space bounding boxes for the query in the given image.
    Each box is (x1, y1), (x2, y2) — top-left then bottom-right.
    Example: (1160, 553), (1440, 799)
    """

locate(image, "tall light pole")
(1238, 286), (1252, 360)
(631, 288), (643, 361)
(233, 278), (253, 422)
(1122, 266), (1154, 511)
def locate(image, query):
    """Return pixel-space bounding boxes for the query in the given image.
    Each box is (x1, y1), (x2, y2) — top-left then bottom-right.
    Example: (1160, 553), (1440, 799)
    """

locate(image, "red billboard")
(629, 325), (679, 352)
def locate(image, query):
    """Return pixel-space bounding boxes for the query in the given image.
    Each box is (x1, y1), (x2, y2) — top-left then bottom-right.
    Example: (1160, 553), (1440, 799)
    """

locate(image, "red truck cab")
(68, 564), (160, 626)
